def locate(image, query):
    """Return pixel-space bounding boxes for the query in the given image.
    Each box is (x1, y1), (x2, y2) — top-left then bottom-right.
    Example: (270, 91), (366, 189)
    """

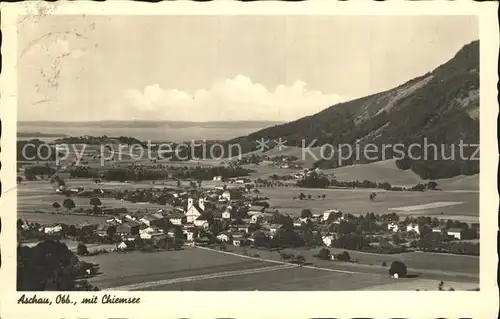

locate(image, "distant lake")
(17, 121), (281, 142)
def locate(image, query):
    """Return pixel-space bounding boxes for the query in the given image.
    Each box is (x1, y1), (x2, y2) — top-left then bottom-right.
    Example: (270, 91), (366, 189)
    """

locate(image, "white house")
(44, 224), (63, 234)
(168, 214), (186, 225)
(193, 214), (210, 228)
(117, 242), (128, 250)
(248, 205), (266, 216)
(268, 224), (283, 235)
(388, 222), (399, 232)
(447, 228), (464, 240)
(406, 223), (420, 234)
(222, 210), (231, 219)
(213, 176), (222, 181)
(221, 191), (231, 201)
(432, 227), (443, 233)
(139, 226), (155, 234)
(322, 235), (334, 247)
(217, 233), (231, 242)
(185, 197), (205, 223)
(250, 215), (263, 224)
(323, 209), (341, 222)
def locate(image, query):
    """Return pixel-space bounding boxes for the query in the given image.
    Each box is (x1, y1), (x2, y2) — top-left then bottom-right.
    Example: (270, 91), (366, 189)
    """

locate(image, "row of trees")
(17, 241), (100, 291)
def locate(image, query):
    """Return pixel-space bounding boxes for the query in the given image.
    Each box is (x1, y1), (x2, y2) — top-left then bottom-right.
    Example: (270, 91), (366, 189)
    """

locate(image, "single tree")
(388, 261), (407, 278)
(295, 255), (306, 264)
(52, 202), (61, 213)
(427, 181), (438, 190)
(76, 243), (89, 256)
(307, 194), (312, 200)
(63, 198), (76, 212)
(89, 197), (102, 213)
(322, 194), (326, 200)
(17, 176), (23, 184)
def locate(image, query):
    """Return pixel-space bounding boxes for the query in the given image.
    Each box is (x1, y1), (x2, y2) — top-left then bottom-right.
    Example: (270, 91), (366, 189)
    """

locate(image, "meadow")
(82, 247), (273, 289)
(258, 187), (479, 221)
(83, 246), (477, 291)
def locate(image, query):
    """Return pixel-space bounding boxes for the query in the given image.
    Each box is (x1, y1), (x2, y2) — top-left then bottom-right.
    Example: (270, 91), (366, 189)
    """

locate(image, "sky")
(17, 15), (478, 122)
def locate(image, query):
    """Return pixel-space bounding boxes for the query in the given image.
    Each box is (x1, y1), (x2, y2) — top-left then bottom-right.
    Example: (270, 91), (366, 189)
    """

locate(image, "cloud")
(123, 75), (347, 121)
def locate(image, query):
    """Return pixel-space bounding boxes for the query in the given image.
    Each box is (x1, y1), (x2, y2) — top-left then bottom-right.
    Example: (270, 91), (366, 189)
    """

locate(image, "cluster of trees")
(54, 135), (145, 147)
(295, 193), (327, 200)
(22, 165), (57, 181)
(17, 240), (99, 291)
(87, 165), (254, 182)
(278, 251), (306, 264)
(315, 248), (351, 262)
(297, 175), (438, 192)
(17, 140), (59, 161)
(413, 232), (479, 255)
(330, 179), (437, 191)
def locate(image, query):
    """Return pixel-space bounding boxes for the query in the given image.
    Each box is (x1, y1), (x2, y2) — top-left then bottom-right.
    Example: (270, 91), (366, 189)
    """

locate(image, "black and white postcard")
(0, 1), (498, 318)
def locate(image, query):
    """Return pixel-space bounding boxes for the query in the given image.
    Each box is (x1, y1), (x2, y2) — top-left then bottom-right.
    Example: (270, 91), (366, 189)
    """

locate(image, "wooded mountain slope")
(228, 40), (479, 179)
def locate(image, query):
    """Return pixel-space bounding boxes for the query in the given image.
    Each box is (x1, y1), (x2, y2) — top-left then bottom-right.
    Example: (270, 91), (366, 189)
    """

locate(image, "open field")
(224, 245), (479, 276)
(360, 279), (479, 291)
(258, 187), (479, 220)
(82, 246), (477, 291)
(82, 247), (273, 289)
(243, 159), (478, 191)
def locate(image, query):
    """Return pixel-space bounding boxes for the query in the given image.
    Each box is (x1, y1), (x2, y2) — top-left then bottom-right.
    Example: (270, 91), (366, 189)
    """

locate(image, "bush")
(388, 261), (407, 277)
(336, 251), (351, 262)
(316, 248), (331, 260)
(76, 243), (88, 256)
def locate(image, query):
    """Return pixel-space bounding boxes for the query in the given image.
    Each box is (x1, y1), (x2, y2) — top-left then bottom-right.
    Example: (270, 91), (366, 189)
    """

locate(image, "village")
(18, 170), (480, 263)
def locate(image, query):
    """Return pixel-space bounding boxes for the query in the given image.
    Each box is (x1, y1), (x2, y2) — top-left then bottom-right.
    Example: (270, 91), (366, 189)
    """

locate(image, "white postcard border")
(1, 1), (498, 319)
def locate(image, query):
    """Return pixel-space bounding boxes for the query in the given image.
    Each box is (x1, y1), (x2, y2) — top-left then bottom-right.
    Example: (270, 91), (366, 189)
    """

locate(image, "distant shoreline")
(17, 131), (68, 138)
(18, 120), (284, 129)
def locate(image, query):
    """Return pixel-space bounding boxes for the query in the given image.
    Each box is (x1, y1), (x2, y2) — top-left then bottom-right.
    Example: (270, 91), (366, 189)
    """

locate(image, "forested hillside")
(227, 40), (479, 179)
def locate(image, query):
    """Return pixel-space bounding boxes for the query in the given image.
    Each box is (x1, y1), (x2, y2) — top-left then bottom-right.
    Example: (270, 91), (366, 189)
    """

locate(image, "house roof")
(196, 213), (213, 221)
(447, 228), (465, 233)
(249, 205), (266, 211)
(168, 213), (186, 219)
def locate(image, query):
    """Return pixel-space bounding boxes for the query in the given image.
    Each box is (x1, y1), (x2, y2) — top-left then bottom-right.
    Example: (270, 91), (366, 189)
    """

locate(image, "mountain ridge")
(227, 40), (480, 180)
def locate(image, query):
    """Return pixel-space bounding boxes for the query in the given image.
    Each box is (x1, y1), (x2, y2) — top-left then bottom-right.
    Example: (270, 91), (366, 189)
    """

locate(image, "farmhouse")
(168, 213), (187, 225)
(447, 228), (465, 240)
(248, 205), (266, 216)
(194, 214), (210, 228)
(221, 191), (231, 201)
(185, 197), (206, 223)
(140, 232), (165, 240)
(432, 227), (443, 233)
(213, 176), (222, 181)
(323, 209), (341, 222)
(322, 234), (335, 247)
(222, 210), (232, 219)
(116, 222), (140, 236)
(96, 224), (117, 237)
(267, 224), (283, 235)
(139, 214), (162, 227)
(44, 224), (63, 234)
(217, 232), (232, 242)
(388, 222), (399, 232)
(406, 223), (420, 234)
